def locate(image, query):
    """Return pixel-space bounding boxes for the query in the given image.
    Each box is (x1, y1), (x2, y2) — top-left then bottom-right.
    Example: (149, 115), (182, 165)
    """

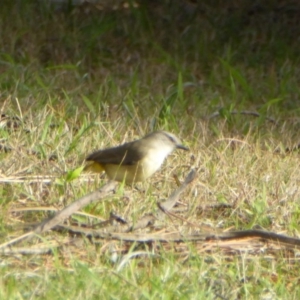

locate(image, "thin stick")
(208, 110), (277, 124)
(0, 180), (118, 250)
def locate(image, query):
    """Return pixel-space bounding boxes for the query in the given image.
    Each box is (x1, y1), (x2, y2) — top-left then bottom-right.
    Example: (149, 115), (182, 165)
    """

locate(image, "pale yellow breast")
(103, 163), (143, 184)
(103, 148), (170, 184)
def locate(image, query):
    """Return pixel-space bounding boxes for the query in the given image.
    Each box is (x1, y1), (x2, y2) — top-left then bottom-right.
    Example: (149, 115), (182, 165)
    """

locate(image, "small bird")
(85, 131), (188, 184)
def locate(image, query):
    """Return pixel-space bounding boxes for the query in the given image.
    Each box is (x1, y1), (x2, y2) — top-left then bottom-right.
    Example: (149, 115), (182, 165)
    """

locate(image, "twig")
(208, 110), (277, 124)
(128, 169), (197, 231)
(0, 180), (118, 250)
(1, 244), (59, 255)
(68, 229), (300, 248)
(156, 168), (196, 220)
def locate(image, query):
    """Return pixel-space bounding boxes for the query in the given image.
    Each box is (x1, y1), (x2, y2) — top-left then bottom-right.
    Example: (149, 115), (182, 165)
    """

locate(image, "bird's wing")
(86, 141), (146, 166)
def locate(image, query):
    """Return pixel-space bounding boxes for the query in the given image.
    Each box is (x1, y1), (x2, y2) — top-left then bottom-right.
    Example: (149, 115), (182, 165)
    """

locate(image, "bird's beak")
(177, 144), (189, 151)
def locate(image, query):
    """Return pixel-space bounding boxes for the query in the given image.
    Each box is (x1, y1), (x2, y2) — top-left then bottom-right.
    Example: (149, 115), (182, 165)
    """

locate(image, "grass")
(1, 0), (300, 298)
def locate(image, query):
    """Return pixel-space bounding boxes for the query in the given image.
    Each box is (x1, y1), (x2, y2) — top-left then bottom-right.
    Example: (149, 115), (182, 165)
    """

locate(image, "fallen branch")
(57, 228), (300, 249)
(0, 180), (118, 250)
(208, 110), (277, 124)
(128, 168), (197, 230)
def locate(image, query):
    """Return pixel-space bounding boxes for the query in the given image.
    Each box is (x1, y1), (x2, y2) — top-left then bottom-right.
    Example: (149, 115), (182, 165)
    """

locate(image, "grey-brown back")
(86, 140), (146, 166)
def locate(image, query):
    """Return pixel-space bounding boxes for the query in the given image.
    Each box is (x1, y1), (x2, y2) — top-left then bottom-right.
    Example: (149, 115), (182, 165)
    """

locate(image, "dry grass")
(2, 105), (300, 298)
(1, 0), (300, 299)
